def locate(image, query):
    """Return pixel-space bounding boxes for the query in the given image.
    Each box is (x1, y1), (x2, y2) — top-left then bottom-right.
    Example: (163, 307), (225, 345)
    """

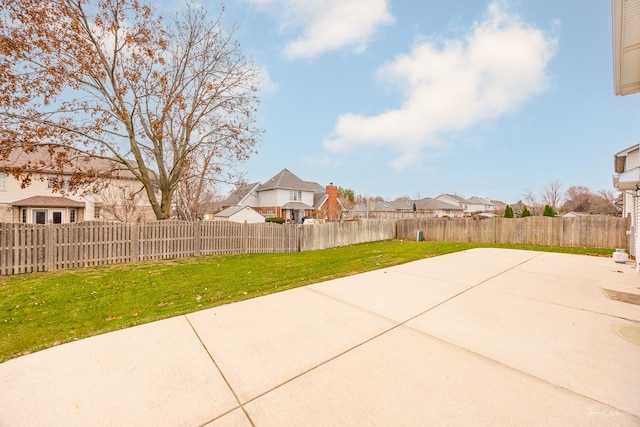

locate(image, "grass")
(0, 240), (614, 362)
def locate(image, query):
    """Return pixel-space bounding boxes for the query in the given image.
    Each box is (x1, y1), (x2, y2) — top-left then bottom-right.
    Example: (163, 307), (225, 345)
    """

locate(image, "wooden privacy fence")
(0, 221), (300, 276)
(299, 220), (396, 251)
(0, 217), (630, 276)
(397, 216), (630, 249)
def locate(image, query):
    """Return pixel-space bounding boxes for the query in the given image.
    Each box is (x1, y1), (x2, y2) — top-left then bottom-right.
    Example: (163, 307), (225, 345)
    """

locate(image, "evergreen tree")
(520, 206), (531, 217)
(504, 205), (514, 218)
(543, 205), (556, 217)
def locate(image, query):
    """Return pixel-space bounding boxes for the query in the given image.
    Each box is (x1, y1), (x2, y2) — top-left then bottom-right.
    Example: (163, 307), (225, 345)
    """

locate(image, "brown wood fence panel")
(299, 220), (396, 251)
(200, 221), (245, 255)
(397, 217), (630, 249)
(246, 223), (299, 253)
(0, 223), (46, 275)
(49, 222), (132, 270)
(138, 221), (195, 261)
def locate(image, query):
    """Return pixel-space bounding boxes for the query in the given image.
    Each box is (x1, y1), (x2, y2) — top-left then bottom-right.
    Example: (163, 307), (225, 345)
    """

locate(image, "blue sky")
(198, 0), (639, 203)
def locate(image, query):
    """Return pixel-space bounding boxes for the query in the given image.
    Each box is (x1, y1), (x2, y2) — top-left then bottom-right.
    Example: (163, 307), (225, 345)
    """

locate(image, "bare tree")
(522, 187), (541, 215)
(562, 185), (591, 212)
(541, 180), (563, 211)
(173, 151), (220, 220)
(98, 183), (148, 222)
(0, 0), (260, 220)
(594, 189), (620, 215)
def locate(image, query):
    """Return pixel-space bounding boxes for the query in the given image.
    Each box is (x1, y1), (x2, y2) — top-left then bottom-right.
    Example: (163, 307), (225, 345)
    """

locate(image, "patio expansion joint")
(231, 254), (549, 411)
(402, 252), (548, 320)
(402, 324), (640, 420)
(474, 285), (640, 324)
(183, 315), (257, 427)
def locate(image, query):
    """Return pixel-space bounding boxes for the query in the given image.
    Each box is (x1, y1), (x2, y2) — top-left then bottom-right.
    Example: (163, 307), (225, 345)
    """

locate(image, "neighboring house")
(0, 147), (156, 223)
(415, 198), (465, 217)
(562, 212), (583, 218)
(435, 194), (497, 214)
(213, 205), (265, 223)
(220, 169), (339, 223)
(473, 212), (498, 219)
(349, 197), (463, 219)
(491, 200), (508, 216)
(199, 201), (223, 221)
(466, 197), (498, 213)
(435, 194), (470, 213)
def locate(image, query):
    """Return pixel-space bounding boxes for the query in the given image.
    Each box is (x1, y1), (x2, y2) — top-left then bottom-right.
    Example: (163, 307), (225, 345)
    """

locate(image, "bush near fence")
(397, 216), (630, 249)
(0, 217), (629, 276)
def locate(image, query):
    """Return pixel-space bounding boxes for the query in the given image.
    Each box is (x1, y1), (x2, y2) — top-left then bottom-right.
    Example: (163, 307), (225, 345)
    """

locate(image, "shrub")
(265, 217), (285, 224)
(504, 205), (514, 218)
(543, 205), (556, 217)
(520, 206), (531, 217)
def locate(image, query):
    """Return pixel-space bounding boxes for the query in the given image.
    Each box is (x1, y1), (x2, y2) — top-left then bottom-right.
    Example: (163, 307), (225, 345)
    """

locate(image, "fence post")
(130, 223), (139, 262)
(44, 225), (55, 272)
(193, 221), (201, 257)
(242, 221), (248, 253)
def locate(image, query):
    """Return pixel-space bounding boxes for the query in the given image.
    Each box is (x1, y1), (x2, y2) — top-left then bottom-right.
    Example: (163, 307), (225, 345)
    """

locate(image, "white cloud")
(323, 1), (557, 170)
(257, 66), (278, 95)
(244, 0), (394, 59)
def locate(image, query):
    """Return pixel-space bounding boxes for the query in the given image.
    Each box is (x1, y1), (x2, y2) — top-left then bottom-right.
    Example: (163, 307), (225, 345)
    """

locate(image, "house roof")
(353, 198), (463, 212)
(11, 195), (85, 208)
(0, 145), (139, 180)
(313, 193), (328, 210)
(613, 0), (640, 96)
(415, 198), (462, 211)
(257, 169), (317, 192)
(220, 182), (260, 206)
(305, 181), (326, 193)
(439, 194), (469, 203)
(215, 205), (260, 218)
(614, 144), (639, 173)
(387, 200), (414, 210)
(467, 196), (492, 205)
(281, 201), (314, 210)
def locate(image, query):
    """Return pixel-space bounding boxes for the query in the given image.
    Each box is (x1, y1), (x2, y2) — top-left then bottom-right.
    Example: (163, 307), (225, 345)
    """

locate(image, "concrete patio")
(1, 248), (639, 426)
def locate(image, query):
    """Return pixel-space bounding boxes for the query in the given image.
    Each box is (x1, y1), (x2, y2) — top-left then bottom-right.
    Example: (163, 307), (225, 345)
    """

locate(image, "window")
(69, 209), (76, 223)
(0, 172), (5, 191)
(21, 208), (27, 223)
(34, 210), (47, 224)
(289, 190), (302, 201)
(52, 211), (62, 224)
(94, 206), (101, 219)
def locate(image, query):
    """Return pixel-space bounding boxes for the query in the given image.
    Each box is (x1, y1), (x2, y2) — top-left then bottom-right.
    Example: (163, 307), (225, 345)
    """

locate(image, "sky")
(171, 0), (640, 203)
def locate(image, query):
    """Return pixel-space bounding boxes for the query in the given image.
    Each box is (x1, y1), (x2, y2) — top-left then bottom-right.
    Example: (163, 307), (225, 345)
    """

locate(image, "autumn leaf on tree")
(0, 0), (261, 220)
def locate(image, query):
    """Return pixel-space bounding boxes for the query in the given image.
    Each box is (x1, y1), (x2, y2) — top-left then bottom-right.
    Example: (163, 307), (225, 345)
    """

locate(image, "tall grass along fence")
(0, 217), (629, 276)
(397, 216), (630, 249)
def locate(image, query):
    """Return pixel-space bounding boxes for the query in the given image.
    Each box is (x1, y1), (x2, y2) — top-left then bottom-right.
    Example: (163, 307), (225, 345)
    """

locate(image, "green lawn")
(0, 240), (613, 362)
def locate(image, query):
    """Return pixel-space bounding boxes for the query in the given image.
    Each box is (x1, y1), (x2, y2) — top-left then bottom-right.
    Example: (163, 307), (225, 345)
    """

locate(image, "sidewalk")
(1, 248), (639, 426)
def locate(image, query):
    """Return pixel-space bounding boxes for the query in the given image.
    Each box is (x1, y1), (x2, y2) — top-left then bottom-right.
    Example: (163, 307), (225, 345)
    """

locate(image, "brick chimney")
(326, 183), (338, 221)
